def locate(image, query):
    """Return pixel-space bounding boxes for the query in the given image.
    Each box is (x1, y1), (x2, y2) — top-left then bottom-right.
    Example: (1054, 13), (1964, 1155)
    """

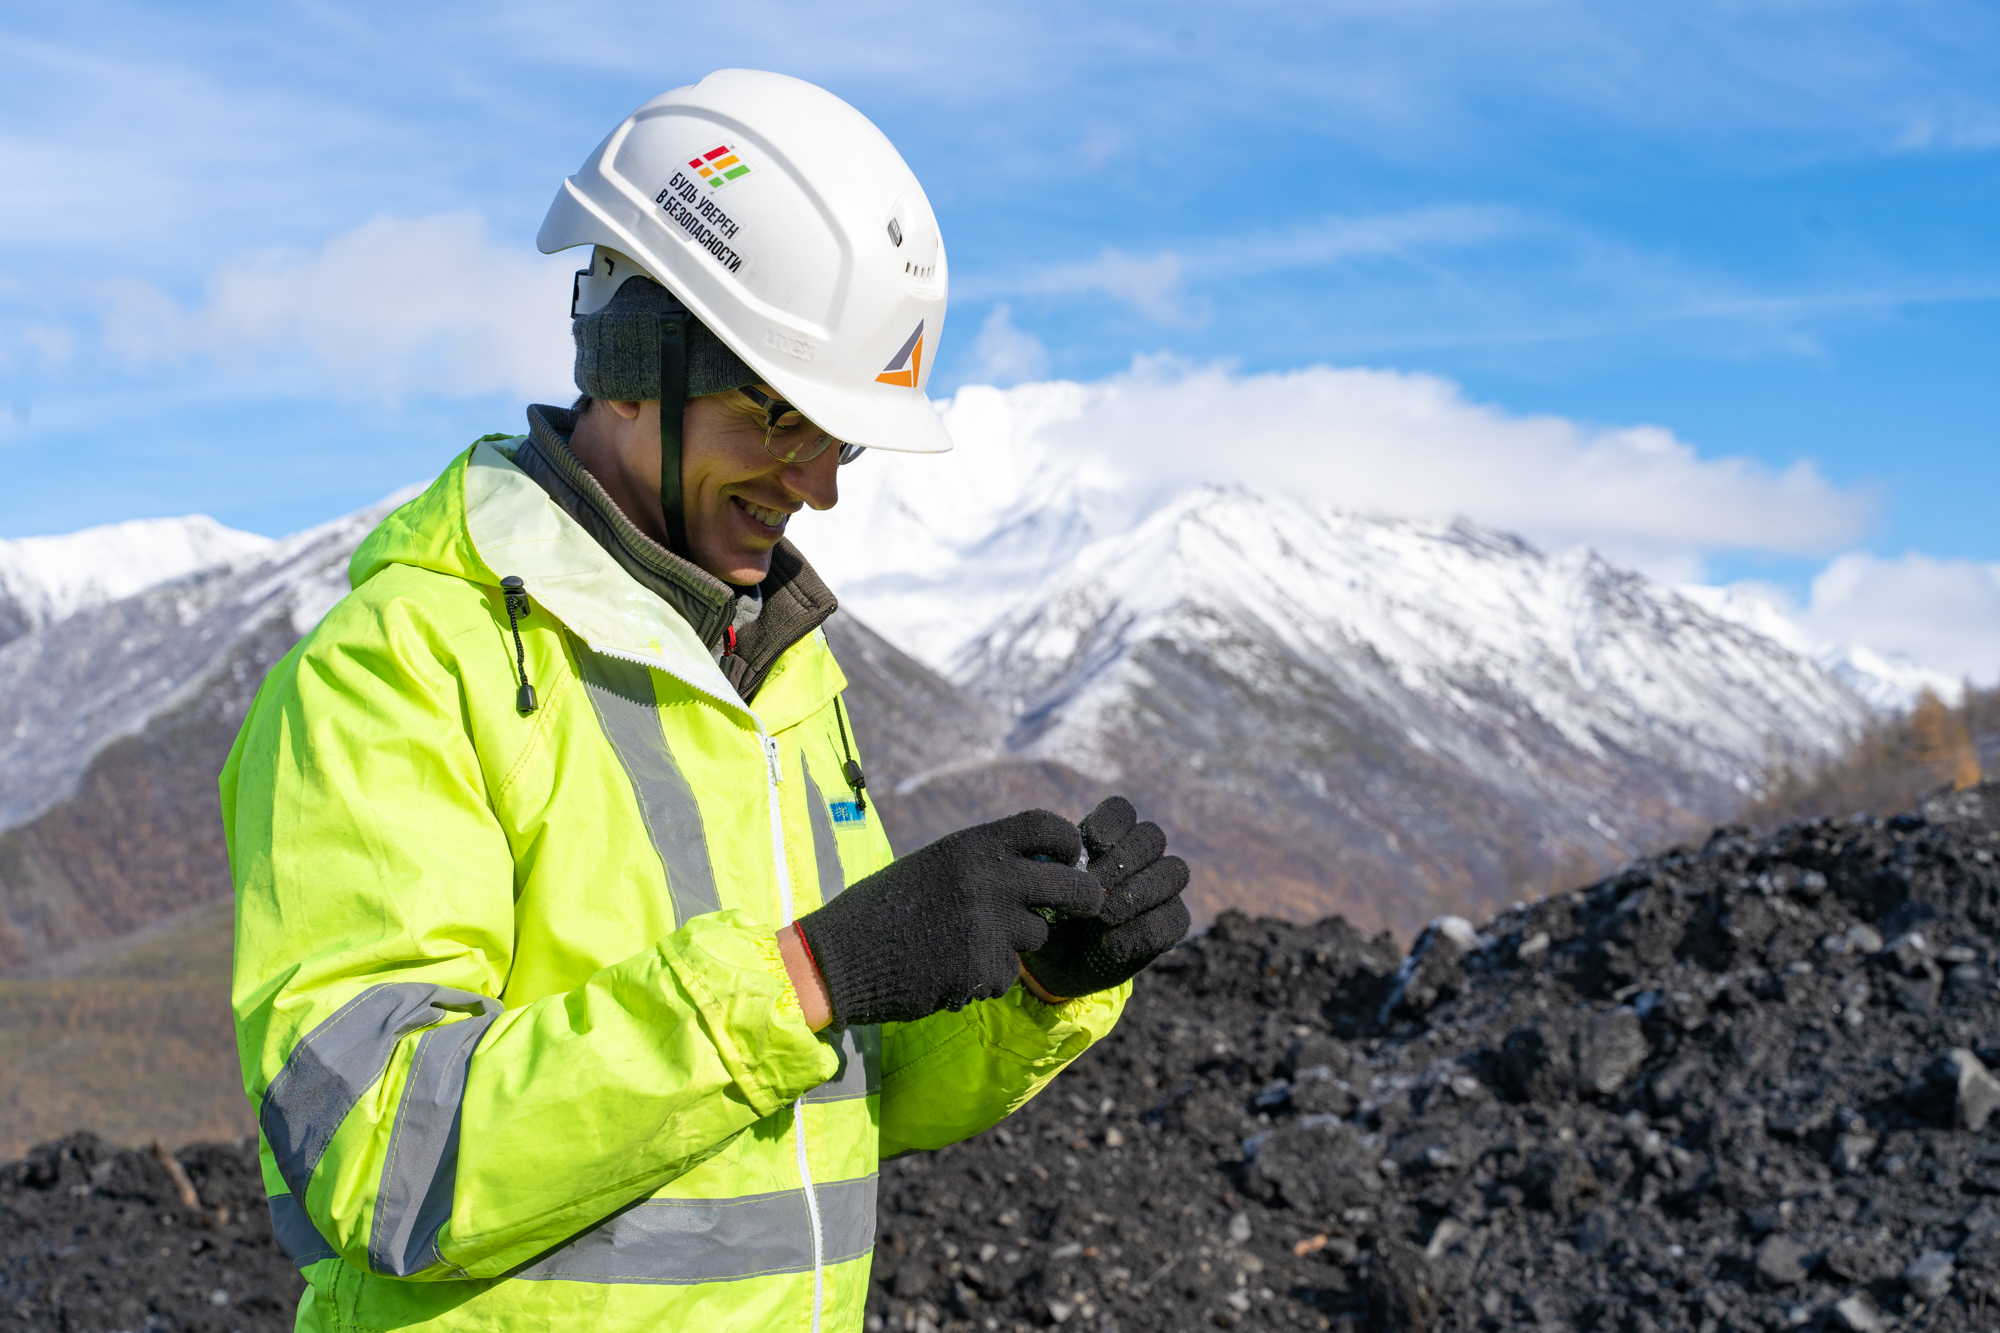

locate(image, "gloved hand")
(1020, 796), (1190, 1000)
(794, 809), (1104, 1027)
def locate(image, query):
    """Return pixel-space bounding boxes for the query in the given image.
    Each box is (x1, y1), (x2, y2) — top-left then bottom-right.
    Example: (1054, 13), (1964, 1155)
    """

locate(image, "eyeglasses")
(742, 387), (866, 466)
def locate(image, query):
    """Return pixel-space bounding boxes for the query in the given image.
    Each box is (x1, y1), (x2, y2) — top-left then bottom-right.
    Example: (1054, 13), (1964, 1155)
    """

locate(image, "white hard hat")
(538, 69), (951, 455)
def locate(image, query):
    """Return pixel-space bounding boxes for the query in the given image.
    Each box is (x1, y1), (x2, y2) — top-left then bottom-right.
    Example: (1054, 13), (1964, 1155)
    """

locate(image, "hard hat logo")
(875, 322), (925, 387)
(687, 144), (752, 189)
(653, 177), (748, 275)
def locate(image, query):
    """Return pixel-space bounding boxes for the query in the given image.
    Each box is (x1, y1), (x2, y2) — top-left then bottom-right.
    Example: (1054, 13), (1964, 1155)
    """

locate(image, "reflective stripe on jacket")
(220, 437), (1129, 1331)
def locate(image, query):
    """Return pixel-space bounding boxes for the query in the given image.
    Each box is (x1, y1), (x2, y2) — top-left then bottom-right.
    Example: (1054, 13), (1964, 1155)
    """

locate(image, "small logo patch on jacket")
(830, 800), (867, 827)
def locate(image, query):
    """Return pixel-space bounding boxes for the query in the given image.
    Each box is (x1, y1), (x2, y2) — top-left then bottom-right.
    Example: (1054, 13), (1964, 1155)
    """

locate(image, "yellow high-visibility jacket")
(220, 436), (1128, 1331)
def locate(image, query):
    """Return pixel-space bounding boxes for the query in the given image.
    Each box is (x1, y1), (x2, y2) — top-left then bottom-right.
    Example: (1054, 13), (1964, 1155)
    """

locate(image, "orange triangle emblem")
(875, 321), (924, 387)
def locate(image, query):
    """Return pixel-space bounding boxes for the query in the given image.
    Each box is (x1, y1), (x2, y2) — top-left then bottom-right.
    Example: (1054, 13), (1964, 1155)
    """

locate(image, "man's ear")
(607, 399), (646, 422)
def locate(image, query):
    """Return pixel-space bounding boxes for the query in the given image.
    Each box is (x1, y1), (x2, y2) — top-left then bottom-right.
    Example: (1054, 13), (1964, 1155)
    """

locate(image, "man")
(221, 69), (1190, 1331)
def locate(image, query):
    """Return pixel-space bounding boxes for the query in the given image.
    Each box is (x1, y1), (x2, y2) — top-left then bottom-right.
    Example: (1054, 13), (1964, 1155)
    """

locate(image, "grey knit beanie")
(572, 275), (760, 401)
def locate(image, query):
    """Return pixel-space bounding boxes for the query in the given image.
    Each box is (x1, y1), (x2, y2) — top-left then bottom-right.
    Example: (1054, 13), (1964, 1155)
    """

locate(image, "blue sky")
(3, 1), (1999, 671)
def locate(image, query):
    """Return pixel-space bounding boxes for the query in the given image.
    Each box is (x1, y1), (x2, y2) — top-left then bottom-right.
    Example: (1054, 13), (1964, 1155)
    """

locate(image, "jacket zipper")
(593, 642), (826, 1330)
(795, 1096), (825, 1333)
(762, 729), (823, 1333)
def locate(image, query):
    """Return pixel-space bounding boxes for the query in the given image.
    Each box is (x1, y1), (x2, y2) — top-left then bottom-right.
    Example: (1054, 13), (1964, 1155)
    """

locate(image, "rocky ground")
(8, 784), (2000, 1333)
(0, 1135), (300, 1332)
(867, 783), (2000, 1333)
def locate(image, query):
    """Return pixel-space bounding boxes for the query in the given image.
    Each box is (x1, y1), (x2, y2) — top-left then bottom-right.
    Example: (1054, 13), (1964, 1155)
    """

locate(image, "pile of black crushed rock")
(12, 786), (2000, 1333)
(867, 784), (2000, 1333)
(0, 1134), (299, 1332)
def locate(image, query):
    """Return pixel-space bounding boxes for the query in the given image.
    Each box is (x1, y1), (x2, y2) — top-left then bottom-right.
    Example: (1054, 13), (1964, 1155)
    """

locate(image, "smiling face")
(568, 390), (844, 589)
(680, 389), (844, 586)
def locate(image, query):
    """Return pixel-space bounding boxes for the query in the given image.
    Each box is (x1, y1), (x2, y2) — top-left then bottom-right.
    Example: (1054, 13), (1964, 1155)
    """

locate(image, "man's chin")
(696, 547), (777, 588)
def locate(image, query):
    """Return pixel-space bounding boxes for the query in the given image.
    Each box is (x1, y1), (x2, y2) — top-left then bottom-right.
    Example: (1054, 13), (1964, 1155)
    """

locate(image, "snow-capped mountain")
(924, 489), (1871, 934)
(1678, 583), (1964, 712)
(0, 516), (273, 646)
(966, 490), (1865, 788)
(0, 495), (411, 972)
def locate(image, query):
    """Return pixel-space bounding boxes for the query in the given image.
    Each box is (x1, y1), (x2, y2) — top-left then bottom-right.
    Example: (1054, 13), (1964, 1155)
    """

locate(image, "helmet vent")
(903, 261), (934, 281)
(887, 218), (904, 247)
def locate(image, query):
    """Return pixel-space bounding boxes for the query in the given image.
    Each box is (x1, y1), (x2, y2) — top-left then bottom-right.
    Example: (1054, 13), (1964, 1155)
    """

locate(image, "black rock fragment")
(1367, 1238), (1443, 1332)
(1754, 1234), (1810, 1287)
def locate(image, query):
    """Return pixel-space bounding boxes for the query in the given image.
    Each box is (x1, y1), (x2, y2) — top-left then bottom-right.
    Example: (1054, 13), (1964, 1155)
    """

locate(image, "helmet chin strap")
(657, 302), (691, 558)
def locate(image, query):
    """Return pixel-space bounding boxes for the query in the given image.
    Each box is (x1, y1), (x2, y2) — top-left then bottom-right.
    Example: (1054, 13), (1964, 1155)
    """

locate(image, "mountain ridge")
(892, 485), (1871, 932)
(0, 497), (409, 973)
(0, 515), (272, 648)
(0, 459), (1882, 961)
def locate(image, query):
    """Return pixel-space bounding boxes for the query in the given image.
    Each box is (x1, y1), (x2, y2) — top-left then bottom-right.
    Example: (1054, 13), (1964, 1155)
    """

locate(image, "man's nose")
(781, 448), (842, 512)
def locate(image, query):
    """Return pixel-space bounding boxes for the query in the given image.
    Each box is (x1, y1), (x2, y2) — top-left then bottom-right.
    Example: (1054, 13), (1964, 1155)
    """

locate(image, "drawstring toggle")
(834, 697), (867, 812)
(501, 575), (537, 715)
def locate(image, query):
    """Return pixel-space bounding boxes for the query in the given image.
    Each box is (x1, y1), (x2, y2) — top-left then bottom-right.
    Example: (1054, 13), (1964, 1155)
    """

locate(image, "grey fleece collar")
(513, 405), (840, 700)
(517, 404), (736, 647)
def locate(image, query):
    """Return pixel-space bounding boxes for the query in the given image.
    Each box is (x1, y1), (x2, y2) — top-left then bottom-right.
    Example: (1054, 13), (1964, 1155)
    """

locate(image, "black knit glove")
(1020, 797), (1190, 1000)
(795, 810), (1104, 1027)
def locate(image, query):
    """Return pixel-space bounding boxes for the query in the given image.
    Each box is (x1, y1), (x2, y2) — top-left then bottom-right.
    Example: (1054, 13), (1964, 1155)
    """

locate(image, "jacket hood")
(349, 438), (753, 719)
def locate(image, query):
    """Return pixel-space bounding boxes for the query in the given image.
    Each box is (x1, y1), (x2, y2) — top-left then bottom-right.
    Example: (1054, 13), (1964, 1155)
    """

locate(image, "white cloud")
(969, 207), (1513, 326)
(0, 27), (405, 258)
(828, 365), (1989, 704)
(1203, 207), (1514, 280)
(1006, 248), (1188, 324)
(811, 364), (1894, 681)
(1679, 581), (1968, 710)
(98, 212), (578, 403)
(963, 304), (1050, 387)
(1895, 99), (2000, 152)
(1010, 358), (1870, 579)
(1796, 553), (2000, 683)
(17, 324), (73, 371)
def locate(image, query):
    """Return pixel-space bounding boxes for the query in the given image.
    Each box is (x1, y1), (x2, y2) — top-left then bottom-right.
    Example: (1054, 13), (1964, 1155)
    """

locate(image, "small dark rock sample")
(1826, 1239), (1900, 1283)
(1945, 1049), (2000, 1132)
(1833, 1293), (1888, 1332)
(890, 1259), (935, 1300)
(1290, 1064), (1357, 1117)
(1382, 918), (1477, 1021)
(1367, 1238), (1443, 1332)
(1498, 1019), (1575, 1104)
(1499, 1009), (1646, 1102)
(1755, 1234), (1811, 1287)
(1577, 1010), (1648, 1096)
(1524, 1147), (1597, 1214)
(1905, 1249), (1955, 1300)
